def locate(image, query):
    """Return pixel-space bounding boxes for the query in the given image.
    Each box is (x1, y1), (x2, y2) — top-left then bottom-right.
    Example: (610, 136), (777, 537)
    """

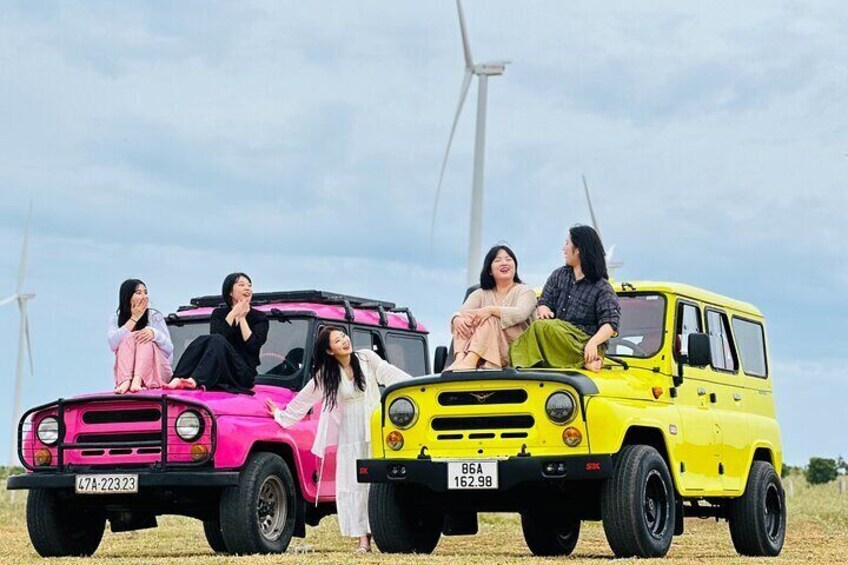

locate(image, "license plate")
(447, 460), (498, 490)
(74, 474), (139, 495)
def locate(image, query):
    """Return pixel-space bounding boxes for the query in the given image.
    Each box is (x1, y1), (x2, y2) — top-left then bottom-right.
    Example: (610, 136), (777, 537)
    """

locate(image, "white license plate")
(74, 474), (139, 495)
(447, 460), (498, 490)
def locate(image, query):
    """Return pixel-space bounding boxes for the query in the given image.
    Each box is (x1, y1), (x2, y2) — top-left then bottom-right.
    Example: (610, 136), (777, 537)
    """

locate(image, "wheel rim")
(643, 469), (670, 539)
(257, 475), (287, 541)
(763, 482), (783, 542)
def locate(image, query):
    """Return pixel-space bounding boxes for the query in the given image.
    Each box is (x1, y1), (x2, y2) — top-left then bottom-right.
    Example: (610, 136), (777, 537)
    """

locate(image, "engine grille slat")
(437, 389), (527, 406)
(431, 415), (534, 431)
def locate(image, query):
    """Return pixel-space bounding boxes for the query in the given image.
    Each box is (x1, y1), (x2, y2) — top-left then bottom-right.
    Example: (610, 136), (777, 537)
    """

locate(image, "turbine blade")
(429, 70), (473, 253)
(456, 0), (474, 69)
(0, 295), (17, 307)
(606, 244), (616, 264)
(22, 309), (33, 374)
(582, 174), (603, 244)
(16, 201), (32, 294)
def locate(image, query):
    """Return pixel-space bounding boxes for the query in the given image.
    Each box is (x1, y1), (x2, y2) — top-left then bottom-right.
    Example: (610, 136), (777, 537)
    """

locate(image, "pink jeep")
(7, 290), (430, 557)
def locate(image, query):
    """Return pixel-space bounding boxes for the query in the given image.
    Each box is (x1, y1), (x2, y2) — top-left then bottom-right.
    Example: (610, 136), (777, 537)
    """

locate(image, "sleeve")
(107, 313), (128, 352)
(359, 350), (412, 387)
(451, 289), (483, 331)
(595, 282), (621, 333)
(209, 308), (237, 337)
(244, 311), (269, 356)
(149, 312), (174, 359)
(537, 268), (562, 310)
(499, 285), (538, 328)
(273, 378), (323, 428)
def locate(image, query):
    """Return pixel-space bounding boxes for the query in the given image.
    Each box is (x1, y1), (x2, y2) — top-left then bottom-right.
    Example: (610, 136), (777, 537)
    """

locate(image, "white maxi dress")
(336, 375), (371, 537)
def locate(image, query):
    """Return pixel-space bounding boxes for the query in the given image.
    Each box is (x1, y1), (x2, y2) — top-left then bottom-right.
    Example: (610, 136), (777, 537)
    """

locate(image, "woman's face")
(490, 249), (516, 283)
(133, 284), (148, 303)
(563, 235), (579, 267)
(326, 330), (353, 358)
(230, 276), (253, 304)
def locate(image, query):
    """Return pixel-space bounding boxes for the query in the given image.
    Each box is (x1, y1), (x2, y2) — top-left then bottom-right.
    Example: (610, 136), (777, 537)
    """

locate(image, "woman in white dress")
(266, 326), (412, 554)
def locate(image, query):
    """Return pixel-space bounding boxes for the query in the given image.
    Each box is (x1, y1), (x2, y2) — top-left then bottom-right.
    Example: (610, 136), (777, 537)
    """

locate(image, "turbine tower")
(582, 175), (623, 277)
(430, 0), (509, 287)
(1, 203), (35, 466)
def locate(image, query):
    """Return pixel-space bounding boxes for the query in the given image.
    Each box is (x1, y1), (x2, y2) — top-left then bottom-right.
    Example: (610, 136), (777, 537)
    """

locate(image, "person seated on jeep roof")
(266, 326), (413, 554)
(510, 225), (620, 372)
(167, 272), (268, 393)
(447, 244), (536, 370)
(108, 278), (173, 394)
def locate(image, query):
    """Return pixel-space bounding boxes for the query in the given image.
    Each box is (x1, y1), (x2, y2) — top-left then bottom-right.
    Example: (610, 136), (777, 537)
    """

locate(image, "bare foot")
(129, 378), (143, 393)
(115, 380), (131, 394)
(165, 378), (182, 390)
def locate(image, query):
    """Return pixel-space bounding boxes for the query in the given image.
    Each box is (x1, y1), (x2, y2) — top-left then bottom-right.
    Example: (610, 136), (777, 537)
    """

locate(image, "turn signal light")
(652, 386), (664, 399)
(34, 448), (52, 466)
(190, 444), (209, 462)
(387, 431), (404, 451)
(562, 427), (583, 447)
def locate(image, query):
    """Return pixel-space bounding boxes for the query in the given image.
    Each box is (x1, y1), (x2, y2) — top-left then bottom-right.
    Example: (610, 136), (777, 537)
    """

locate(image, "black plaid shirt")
(537, 266), (621, 336)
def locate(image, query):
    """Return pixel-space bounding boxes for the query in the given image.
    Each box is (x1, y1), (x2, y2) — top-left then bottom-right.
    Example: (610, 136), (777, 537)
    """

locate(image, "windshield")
(607, 294), (666, 358)
(169, 317), (310, 376)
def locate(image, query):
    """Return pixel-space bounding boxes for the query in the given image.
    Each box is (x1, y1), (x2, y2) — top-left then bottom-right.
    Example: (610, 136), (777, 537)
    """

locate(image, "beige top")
(457, 284), (537, 342)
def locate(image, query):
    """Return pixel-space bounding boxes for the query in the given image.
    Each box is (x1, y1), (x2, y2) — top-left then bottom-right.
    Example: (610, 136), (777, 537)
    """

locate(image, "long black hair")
(312, 326), (365, 410)
(479, 244), (523, 290)
(569, 225), (608, 282)
(222, 272), (252, 306)
(117, 278), (149, 330)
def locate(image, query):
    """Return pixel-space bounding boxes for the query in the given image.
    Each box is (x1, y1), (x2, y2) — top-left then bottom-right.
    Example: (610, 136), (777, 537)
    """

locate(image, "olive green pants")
(509, 319), (593, 369)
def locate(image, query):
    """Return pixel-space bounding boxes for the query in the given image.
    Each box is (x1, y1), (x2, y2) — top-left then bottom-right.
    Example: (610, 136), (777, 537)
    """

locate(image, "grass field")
(1, 474), (846, 564)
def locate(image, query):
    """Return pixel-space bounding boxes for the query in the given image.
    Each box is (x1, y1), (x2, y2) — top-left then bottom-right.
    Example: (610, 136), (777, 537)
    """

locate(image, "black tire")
(203, 519), (228, 553)
(601, 444), (676, 558)
(727, 461), (786, 556)
(26, 489), (106, 557)
(369, 483), (443, 554)
(521, 509), (580, 556)
(219, 452), (298, 554)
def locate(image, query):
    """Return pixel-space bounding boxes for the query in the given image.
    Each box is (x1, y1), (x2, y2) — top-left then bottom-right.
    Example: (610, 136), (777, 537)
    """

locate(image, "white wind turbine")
(430, 0), (509, 287)
(1, 203), (35, 466)
(582, 175), (623, 277)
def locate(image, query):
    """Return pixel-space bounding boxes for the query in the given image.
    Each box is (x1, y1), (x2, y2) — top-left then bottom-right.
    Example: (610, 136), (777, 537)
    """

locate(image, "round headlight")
(175, 410), (203, 441)
(388, 397), (417, 429)
(37, 416), (59, 446)
(545, 392), (576, 425)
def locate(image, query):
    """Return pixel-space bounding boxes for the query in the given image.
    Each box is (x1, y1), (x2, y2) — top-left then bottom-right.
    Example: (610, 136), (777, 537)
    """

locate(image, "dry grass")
(1, 474), (846, 564)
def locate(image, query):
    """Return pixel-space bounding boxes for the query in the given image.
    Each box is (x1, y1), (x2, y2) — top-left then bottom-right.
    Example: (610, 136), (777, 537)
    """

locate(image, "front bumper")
(6, 470), (239, 490)
(357, 454), (612, 492)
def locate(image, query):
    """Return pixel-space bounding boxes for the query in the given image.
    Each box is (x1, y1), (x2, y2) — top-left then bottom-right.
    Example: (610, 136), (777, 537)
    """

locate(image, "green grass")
(1, 472), (846, 564)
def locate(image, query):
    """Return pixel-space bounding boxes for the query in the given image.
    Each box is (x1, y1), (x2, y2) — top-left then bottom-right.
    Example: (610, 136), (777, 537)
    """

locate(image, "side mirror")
(434, 346), (448, 374)
(687, 333), (712, 367)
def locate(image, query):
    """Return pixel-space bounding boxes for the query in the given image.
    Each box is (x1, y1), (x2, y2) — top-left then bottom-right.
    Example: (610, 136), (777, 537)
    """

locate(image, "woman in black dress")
(167, 272), (269, 393)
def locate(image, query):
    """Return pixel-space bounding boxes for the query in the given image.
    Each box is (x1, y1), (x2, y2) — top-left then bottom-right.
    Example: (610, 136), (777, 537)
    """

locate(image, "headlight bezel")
(175, 410), (204, 442)
(387, 396), (418, 430)
(545, 391), (577, 425)
(36, 416), (60, 446)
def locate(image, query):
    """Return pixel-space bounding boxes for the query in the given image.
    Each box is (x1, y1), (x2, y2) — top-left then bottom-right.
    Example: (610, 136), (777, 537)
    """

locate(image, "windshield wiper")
(605, 354), (629, 370)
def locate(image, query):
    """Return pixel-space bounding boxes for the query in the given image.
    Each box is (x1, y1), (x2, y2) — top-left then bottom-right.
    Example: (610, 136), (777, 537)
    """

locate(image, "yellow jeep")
(357, 281), (785, 558)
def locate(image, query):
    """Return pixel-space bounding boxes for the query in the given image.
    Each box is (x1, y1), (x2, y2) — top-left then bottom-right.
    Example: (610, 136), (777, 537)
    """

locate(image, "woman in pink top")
(107, 279), (173, 394)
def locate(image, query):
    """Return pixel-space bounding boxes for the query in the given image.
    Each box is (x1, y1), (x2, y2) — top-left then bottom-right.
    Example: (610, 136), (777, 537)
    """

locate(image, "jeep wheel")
(601, 445), (676, 558)
(369, 483), (443, 554)
(220, 452), (298, 554)
(26, 489), (106, 557)
(203, 519), (228, 553)
(727, 461), (786, 556)
(521, 509), (580, 556)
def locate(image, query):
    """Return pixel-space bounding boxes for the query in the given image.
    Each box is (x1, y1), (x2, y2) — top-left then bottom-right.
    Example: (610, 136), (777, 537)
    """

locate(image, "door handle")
(697, 387), (707, 396)
(733, 393), (742, 401)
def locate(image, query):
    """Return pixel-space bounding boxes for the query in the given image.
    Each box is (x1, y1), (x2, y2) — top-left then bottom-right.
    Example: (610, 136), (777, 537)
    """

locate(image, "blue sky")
(0, 1), (846, 466)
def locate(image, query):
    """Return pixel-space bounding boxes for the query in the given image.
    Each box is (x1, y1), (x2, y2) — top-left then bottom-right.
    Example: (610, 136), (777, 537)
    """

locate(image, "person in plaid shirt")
(510, 225), (620, 371)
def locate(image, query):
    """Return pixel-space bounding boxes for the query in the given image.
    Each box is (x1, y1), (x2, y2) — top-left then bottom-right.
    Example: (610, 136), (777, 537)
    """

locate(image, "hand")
(131, 296), (148, 320)
(536, 305), (554, 319)
(265, 398), (279, 417)
(232, 298), (250, 321)
(452, 314), (475, 340)
(134, 328), (155, 343)
(584, 341), (600, 366)
(471, 306), (496, 325)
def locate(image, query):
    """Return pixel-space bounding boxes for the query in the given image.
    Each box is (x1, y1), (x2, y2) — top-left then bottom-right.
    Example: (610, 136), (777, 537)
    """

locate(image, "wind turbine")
(430, 0), (509, 287)
(582, 175), (623, 277)
(2, 203), (35, 466)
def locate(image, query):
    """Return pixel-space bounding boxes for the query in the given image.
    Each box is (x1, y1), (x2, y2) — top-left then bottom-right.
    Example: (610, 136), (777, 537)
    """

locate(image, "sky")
(0, 1), (846, 466)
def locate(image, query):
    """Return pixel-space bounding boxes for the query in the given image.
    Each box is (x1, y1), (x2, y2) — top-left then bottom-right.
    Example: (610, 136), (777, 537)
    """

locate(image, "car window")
(675, 302), (702, 358)
(706, 309), (738, 372)
(353, 328), (386, 359)
(732, 318), (768, 378)
(607, 294), (666, 358)
(259, 319), (310, 376)
(384, 333), (427, 376)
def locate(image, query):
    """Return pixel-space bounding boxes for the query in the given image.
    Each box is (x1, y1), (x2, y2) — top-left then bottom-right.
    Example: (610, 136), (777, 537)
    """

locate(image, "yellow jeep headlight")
(388, 397), (418, 429)
(545, 391), (576, 425)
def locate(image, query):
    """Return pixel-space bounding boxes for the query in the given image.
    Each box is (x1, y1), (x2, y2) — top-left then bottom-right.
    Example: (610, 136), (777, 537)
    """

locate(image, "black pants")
(173, 334), (256, 394)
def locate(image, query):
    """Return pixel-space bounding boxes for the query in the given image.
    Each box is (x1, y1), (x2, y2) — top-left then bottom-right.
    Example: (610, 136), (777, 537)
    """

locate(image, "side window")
(384, 333), (427, 376)
(352, 328), (386, 359)
(675, 302), (701, 358)
(706, 310), (738, 372)
(732, 318), (768, 378)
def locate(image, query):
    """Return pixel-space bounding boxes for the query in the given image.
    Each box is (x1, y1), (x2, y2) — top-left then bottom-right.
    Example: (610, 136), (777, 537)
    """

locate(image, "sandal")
(354, 544), (372, 554)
